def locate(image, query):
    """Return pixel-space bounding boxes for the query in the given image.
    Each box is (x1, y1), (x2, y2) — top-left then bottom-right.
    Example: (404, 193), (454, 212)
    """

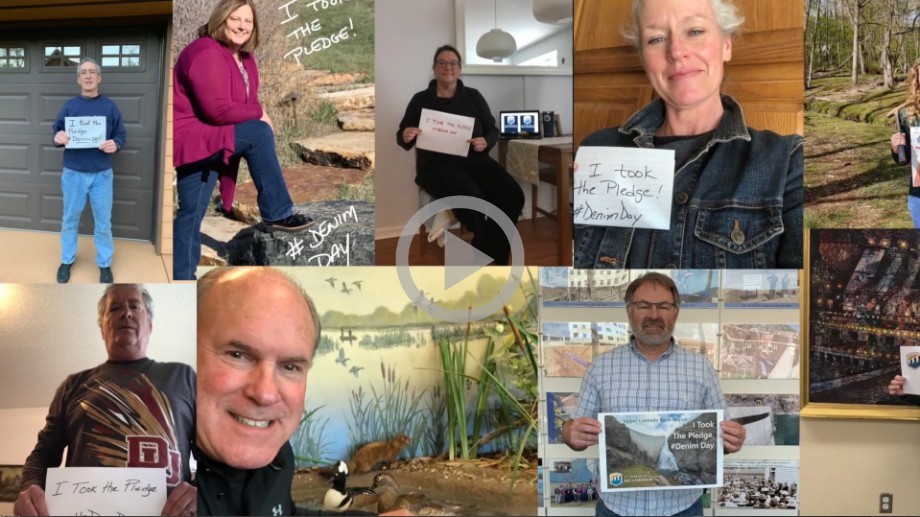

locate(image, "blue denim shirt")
(573, 96), (803, 269)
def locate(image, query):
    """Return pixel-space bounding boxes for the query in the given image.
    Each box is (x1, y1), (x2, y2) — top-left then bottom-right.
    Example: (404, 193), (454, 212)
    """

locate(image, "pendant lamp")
(533, 0), (573, 24)
(476, 0), (516, 63)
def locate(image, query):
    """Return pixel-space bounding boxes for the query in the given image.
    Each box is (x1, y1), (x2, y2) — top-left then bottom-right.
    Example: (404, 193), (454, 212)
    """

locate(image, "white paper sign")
(416, 108), (475, 157)
(911, 127), (920, 188)
(572, 146), (675, 229)
(598, 410), (723, 492)
(65, 116), (106, 149)
(900, 345), (920, 395)
(45, 467), (166, 516)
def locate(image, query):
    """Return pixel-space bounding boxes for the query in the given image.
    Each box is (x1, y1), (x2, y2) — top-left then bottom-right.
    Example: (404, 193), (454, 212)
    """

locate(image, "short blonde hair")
(622, 0), (744, 48)
(197, 0), (260, 53)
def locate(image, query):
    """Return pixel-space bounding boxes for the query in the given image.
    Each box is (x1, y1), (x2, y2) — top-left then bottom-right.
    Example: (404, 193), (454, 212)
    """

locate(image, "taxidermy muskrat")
(349, 433), (412, 474)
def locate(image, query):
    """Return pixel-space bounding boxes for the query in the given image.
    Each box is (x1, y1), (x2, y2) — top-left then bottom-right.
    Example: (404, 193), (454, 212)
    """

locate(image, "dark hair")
(197, 267), (322, 357)
(197, 0), (260, 53)
(624, 272), (681, 307)
(432, 44), (462, 67)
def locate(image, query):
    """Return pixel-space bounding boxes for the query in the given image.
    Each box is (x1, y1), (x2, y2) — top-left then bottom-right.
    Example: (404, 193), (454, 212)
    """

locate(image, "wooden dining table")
(498, 136), (574, 265)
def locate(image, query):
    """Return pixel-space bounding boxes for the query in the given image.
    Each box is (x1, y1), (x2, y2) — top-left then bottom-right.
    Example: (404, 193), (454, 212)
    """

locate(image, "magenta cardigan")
(173, 36), (263, 209)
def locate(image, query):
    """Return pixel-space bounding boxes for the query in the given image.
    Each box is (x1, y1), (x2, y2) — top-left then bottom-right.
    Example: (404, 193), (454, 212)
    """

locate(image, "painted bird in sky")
(349, 366), (364, 378)
(352, 280), (363, 291)
(341, 282), (352, 295)
(325, 276), (337, 288)
(335, 347), (350, 367)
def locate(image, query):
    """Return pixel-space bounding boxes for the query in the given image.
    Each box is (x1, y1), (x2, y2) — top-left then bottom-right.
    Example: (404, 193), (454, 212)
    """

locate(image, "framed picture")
(804, 229), (920, 420)
(0, 465), (23, 502)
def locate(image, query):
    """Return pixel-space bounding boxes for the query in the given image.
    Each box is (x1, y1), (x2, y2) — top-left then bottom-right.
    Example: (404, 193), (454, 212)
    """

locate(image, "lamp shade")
(476, 28), (517, 63)
(533, 0), (573, 24)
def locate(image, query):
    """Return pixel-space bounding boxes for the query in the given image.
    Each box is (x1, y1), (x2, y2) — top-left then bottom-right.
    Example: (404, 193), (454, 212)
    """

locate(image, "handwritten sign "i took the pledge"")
(416, 108), (475, 157)
(573, 147), (675, 230)
(45, 467), (166, 516)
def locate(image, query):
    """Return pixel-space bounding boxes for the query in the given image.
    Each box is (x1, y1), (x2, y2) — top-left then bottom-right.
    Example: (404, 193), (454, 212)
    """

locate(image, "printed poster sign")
(573, 146), (675, 230)
(65, 116), (106, 149)
(911, 126), (920, 187)
(900, 345), (920, 395)
(416, 108), (474, 157)
(45, 467), (166, 516)
(598, 410), (723, 492)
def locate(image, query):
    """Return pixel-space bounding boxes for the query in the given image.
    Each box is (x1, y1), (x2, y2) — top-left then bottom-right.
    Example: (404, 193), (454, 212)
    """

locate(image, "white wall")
(800, 419), (920, 516)
(513, 28), (573, 66)
(375, 0), (573, 240)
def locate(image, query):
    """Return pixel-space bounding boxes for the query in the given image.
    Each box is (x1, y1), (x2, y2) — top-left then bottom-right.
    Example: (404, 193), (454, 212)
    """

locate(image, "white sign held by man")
(44, 467), (166, 516)
(65, 116), (106, 149)
(900, 345), (920, 395)
(416, 108), (475, 157)
(573, 146), (675, 230)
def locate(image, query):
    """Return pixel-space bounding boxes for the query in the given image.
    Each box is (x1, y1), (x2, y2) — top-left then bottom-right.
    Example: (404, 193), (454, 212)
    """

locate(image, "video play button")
(443, 231), (493, 289)
(395, 195), (525, 323)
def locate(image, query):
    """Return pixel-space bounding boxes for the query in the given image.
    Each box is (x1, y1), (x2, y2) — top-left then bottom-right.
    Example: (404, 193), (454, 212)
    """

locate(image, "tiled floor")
(0, 229), (180, 284)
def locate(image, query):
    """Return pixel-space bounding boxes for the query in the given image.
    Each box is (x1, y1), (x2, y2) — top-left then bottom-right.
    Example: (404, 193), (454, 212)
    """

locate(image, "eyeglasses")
(628, 301), (678, 312)
(436, 60), (460, 68)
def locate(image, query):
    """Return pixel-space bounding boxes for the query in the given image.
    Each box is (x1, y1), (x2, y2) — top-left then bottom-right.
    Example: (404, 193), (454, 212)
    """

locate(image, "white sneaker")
(428, 210), (456, 244)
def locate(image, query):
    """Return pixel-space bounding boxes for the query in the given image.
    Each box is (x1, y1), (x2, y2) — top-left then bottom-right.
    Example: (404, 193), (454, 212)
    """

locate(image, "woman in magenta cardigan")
(173, 0), (313, 280)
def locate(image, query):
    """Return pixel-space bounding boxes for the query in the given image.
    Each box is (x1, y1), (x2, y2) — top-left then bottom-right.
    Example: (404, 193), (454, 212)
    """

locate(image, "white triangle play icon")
(444, 231), (493, 290)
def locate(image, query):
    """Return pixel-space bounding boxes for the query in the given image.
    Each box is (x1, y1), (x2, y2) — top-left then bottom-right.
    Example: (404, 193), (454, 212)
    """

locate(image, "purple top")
(173, 36), (262, 209)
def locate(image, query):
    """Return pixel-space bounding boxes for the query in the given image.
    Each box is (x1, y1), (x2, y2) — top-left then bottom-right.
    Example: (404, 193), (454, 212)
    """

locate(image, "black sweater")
(397, 79), (499, 173)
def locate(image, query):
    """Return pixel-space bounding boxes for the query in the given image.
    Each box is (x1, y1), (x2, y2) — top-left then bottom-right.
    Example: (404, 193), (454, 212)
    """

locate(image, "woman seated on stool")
(397, 44), (524, 265)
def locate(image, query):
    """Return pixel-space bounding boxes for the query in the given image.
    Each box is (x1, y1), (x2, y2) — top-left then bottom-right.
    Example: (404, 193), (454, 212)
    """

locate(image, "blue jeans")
(61, 167), (113, 267)
(596, 497), (703, 517)
(909, 195), (920, 228)
(173, 120), (295, 280)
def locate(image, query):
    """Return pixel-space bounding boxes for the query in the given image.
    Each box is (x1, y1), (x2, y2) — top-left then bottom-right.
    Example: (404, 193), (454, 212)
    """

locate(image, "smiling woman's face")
(638, 0), (732, 114)
(223, 3), (254, 51)
(433, 49), (462, 85)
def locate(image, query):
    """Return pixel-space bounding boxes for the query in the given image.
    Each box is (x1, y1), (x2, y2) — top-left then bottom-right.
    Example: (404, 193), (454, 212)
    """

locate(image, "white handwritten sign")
(900, 346), (920, 395)
(910, 127), (920, 187)
(572, 146), (675, 229)
(280, 0), (357, 65)
(416, 108), (475, 157)
(45, 467), (166, 516)
(65, 116), (106, 149)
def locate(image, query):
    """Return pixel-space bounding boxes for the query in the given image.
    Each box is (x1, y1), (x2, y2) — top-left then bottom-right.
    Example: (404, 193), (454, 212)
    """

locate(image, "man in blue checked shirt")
(562, 272), (746, 516)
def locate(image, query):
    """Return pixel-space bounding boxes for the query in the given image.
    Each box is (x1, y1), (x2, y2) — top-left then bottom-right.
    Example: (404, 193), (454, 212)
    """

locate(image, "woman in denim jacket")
(573, 0), (803, 270)
(890, 58), (920, 227)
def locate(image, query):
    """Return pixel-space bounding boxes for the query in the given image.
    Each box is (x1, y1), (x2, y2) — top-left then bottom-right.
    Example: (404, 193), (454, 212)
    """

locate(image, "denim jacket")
(573, 95), (803, 269)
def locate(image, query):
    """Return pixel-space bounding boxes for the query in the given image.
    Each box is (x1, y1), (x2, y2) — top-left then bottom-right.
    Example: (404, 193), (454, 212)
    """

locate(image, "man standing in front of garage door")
(53, 57), (126, 284)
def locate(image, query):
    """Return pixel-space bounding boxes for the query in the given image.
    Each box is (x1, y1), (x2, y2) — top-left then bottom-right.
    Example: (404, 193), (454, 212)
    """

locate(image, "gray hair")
(78, 57), (102, 76)
(98, 284), (154, 326)
(622, 0), (745, 48)
(197, 267), (322, 357)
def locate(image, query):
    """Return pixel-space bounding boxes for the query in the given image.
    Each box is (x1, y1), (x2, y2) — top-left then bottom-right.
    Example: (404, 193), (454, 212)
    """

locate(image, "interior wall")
(0, 407), (47, 514)
(800, 418), (920, 516)
(513, 28), (573, 66)
(375, 0), (574, 239)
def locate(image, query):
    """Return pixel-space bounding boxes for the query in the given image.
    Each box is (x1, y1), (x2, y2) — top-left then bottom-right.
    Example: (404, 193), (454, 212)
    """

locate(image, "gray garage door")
(0, 27), (164, 240)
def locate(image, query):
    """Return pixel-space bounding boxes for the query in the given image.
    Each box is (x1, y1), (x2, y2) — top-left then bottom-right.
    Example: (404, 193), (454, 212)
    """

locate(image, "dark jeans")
(415, 157), (524, 265)
(173, 120), (294, 280)
(596, 497), (703, 517)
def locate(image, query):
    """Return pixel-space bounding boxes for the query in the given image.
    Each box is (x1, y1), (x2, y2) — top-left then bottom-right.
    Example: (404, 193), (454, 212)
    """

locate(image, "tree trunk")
(849, 0), (860, 86)
(806, 0), (816, 88)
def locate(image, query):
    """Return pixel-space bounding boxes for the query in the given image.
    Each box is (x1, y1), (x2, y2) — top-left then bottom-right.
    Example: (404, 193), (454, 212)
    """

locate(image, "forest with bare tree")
(805, 0), (920, 228)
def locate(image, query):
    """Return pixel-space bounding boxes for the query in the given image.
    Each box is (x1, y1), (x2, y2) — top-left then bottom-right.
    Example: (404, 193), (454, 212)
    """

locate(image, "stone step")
(303, 70), (369, 87)
(338, 108), (375, 131)
(290, 132), (375, 170)
(319, 86), (375, 111)
(200, 200), (374, 267)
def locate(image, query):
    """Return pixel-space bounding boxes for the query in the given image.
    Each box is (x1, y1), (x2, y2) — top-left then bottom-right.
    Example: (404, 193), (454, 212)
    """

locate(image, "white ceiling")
(462, 0), (571, 61)
(0, 284), (196, 410)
